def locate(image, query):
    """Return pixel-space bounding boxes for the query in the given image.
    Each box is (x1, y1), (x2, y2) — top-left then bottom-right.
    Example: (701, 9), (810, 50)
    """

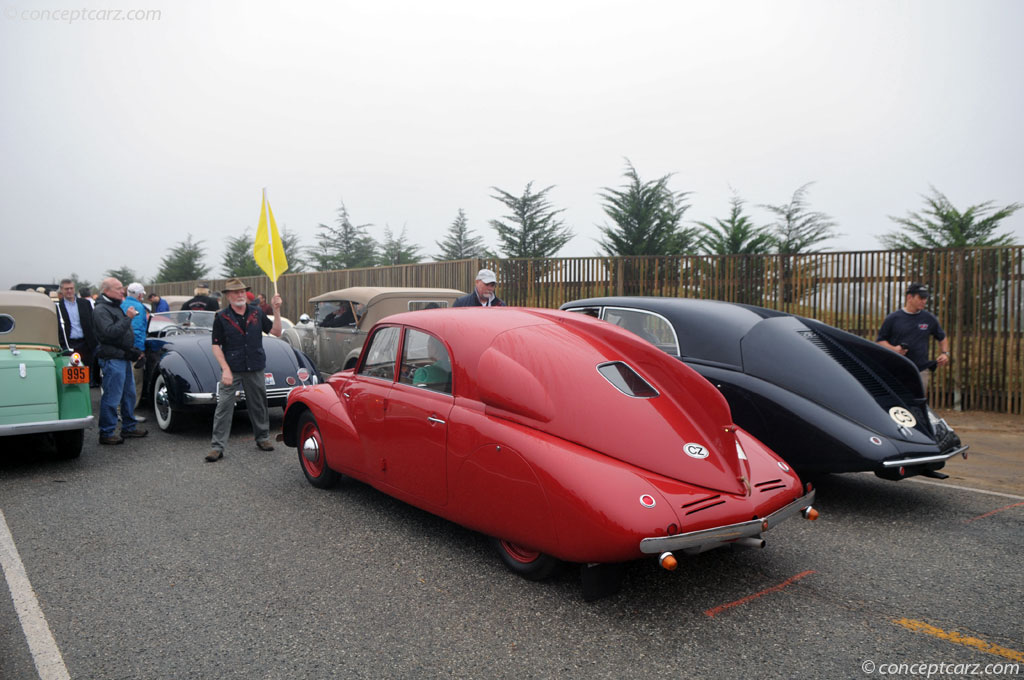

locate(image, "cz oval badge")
(888, 406), (917, 428)
(684, 442), (709, 459)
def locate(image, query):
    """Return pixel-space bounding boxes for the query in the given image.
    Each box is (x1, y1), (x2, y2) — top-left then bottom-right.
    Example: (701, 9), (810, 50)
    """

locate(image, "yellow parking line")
(893, 618), (1024, 662)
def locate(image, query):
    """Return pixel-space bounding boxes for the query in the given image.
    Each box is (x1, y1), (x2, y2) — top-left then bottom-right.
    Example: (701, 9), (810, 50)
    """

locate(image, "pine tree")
(597, 160), (697, 255)
(154, 235), (210, 283)
(697, 194), (772, 255)
(435, 209), (487, 260)
(881, 186), (1020, 248)
(760, 183), (839, 254)
(489, 182), (573, 258)
(378, 225), (422, 265)
(310, 201), (378, 271)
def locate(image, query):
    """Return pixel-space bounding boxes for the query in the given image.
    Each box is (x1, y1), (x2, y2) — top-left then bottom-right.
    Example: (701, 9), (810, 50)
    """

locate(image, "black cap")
(906, 282), (930, 298)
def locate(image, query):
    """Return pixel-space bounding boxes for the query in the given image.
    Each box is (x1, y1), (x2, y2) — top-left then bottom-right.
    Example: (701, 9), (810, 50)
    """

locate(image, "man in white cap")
(453, 269), (505, 307)
(122, 282), (149, 417)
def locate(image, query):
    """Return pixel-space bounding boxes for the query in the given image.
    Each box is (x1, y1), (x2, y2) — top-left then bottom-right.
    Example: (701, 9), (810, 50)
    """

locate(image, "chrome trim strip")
(881, 445), (969, 468)
(639, 490), (815, 554)
(184, 392), (216, 405)
(0, 415), (93, 436)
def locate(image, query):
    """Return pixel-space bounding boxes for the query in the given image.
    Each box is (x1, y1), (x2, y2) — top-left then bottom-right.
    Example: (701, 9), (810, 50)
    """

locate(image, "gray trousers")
(210, 370), (270, 453)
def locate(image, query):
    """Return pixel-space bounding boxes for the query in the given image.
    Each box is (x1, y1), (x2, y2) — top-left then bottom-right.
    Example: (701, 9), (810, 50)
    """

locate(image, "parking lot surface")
(2, 399), (1021, 679)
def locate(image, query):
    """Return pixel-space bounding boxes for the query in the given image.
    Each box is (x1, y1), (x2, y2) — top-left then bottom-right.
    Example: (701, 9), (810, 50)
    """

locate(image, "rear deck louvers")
(681, 494), (725, 515)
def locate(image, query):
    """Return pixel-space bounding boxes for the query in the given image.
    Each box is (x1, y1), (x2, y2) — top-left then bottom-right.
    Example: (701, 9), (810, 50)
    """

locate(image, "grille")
(755, 479), (787, 492)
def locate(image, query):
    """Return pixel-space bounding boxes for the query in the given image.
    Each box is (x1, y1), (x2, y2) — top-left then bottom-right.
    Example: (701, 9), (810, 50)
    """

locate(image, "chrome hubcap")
(302, 436), (319, 463)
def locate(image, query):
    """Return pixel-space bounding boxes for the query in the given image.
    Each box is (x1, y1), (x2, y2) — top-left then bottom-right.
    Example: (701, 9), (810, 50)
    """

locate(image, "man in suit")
(56, 278), (99, 387)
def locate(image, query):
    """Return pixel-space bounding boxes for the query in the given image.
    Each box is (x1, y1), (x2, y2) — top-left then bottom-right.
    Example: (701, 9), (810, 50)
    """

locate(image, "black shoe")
(256, 439), (275, 451)
(121, 428), (148, 438)
(205, 450), (223, 462)
(99, 435), (124, 445)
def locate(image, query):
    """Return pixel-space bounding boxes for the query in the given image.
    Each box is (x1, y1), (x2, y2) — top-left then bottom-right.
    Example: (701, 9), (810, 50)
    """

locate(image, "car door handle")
(427, 416), (445, 425)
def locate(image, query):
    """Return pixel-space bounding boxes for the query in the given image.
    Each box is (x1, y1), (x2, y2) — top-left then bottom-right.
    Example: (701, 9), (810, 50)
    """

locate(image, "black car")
(560, 297), (967, 481)
(143, 310), (319, 431)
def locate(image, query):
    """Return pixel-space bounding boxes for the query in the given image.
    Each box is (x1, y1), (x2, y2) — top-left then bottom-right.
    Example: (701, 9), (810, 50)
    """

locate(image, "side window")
(399, 328), (451, 394)
(566, 306), (600, 318)
(408, 300), (450, 311)
(603, 308), (679, 356)
(358, 326), (400, 381)
(317, 301), (357, 328)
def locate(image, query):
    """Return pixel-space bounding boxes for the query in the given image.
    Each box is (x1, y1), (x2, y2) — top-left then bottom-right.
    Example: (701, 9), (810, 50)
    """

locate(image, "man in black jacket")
(182, 283), (220, 312)
(56, 278), (99, 387)
(93, 277), (148, 445)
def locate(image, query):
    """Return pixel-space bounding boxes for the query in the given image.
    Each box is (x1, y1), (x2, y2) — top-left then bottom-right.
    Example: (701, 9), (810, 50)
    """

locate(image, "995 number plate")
(62, 365), (90, 384)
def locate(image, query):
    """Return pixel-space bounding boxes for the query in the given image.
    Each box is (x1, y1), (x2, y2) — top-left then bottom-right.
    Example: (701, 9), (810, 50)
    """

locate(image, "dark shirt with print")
(877, 309), (946, 370)
(212, 304), (272, 372)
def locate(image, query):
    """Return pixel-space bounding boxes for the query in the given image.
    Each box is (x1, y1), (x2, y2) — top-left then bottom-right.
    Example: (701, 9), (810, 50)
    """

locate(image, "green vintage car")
(0, 290), (93, 458)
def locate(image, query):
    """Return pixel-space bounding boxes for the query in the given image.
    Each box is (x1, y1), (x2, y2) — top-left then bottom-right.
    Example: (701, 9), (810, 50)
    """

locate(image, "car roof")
(0, 290), (60, 346)
(562, 296), (785, 367)
(309, 286), (464, 304)
(372, 306), (739, 487)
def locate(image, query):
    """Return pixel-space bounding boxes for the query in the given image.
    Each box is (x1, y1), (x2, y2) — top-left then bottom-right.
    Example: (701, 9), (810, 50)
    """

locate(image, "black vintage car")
(143, 310), (319, 431)
(561, 297), (967, 481)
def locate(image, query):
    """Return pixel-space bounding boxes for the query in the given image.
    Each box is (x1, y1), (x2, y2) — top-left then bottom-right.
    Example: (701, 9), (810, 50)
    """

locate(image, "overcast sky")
(2, 0), (1022, 290)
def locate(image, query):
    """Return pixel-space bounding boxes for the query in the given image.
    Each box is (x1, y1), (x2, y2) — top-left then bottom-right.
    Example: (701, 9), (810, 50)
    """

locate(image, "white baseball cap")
(476, 269), (497, 284)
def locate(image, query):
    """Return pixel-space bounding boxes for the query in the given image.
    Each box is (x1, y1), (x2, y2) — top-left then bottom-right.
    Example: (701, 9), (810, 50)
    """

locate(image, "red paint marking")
(964, 501), (1024, 523)
(704, 570), (816, 618)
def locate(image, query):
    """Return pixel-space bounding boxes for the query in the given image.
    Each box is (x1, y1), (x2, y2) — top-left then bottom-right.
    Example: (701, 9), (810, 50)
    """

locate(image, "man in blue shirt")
(877, 282), (950, 390)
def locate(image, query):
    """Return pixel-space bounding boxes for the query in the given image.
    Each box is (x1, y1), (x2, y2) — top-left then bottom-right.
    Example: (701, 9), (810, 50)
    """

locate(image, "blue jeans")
(98, 358), (138, 437)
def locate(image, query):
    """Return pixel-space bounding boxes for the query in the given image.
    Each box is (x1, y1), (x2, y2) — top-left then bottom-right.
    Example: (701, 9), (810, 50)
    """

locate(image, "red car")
(280, 308), (817, 598)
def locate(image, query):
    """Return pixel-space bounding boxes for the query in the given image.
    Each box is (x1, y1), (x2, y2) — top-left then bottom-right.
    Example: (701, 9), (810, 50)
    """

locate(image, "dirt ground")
(932, 409), (1024, 496)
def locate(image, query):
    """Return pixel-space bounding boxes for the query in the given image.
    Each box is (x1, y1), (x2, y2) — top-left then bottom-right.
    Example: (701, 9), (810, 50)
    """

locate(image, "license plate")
(265, 372), (275, 386)
(63, 365), (90, 384)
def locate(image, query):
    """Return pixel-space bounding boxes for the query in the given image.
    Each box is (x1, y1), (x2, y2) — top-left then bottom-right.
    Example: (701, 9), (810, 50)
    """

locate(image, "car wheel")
(297, 411), (340, 488)
(53, 429), (83, 459)
(490, 537), (560, 580)
(152, 373), (181, 432)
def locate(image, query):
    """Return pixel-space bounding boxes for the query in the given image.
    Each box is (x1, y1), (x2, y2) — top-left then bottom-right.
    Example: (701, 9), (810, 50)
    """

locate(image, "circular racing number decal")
(684, 442), (709, 459)
(888, 406), (917, 428)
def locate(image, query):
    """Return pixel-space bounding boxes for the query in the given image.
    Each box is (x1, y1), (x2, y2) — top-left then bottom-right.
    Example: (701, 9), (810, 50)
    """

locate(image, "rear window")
(597, 361), (659, 398)
(408, 300), (450, 311)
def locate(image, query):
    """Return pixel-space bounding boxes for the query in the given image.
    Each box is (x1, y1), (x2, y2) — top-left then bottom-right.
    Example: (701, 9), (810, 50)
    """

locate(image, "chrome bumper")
(639, 489), (816, 554)
(184, 386), (294, 406)
(881, 444), (969, 468)
(0, 416), (94, 436)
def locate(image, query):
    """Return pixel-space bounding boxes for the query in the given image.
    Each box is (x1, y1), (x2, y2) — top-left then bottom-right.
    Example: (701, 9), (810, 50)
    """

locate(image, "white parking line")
(906, 477), (1024, 501)
(0, 509), (71, 680)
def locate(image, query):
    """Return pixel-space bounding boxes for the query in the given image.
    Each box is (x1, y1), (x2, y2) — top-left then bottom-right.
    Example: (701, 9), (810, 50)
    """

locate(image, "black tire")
(297, 411), (340, 488)
(53, 429), (83, 459)
(152, 373), (182, 432)
(490, 537), (560, 581)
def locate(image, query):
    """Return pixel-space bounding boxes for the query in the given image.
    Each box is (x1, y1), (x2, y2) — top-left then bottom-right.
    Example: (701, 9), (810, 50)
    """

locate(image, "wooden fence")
(152, 247), (1024, 414)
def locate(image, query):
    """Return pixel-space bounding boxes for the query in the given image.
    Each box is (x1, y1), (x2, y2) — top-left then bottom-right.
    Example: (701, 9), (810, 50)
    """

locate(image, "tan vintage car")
(282, 286), (463, 378)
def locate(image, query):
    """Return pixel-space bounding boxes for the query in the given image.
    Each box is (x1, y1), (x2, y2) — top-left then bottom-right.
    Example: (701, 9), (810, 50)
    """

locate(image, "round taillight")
(285, 376), (296, 386)
(297, 368), (310, 382)
(666, 523), (678, 535)
(639, 494), (656, 508)
(898, 466), (906, 477)
(70, 352), (82, 366)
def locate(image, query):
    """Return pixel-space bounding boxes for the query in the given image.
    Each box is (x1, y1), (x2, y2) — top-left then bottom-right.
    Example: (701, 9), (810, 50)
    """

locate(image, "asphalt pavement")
(1, 397), (1022, 679)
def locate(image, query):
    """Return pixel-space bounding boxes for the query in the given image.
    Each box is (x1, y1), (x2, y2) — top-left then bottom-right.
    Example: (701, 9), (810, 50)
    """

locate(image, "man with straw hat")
(205, 278), (282, 462)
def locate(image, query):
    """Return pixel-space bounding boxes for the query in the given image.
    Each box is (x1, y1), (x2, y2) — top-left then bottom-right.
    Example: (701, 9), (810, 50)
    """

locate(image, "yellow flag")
(254, 189), (289, 282)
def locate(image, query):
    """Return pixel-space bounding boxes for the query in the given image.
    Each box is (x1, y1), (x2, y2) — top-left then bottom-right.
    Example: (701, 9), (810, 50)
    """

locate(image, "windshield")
(148, 310), (217, 335)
